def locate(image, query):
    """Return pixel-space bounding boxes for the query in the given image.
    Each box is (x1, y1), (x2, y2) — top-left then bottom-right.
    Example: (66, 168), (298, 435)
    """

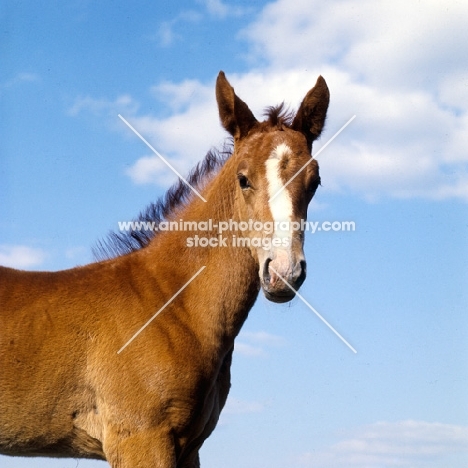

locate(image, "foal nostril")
(300, 260), (307, 276)
(295, 260), (307, 288)
(263, 258), (272, 285)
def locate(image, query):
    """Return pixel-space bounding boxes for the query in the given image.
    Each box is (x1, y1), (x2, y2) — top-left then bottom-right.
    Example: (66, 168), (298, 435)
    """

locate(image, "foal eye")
(307, 176), (321, 193)
(237, 174), (250, 189)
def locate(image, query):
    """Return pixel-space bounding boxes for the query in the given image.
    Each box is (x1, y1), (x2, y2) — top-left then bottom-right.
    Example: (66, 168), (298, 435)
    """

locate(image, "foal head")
(216, 72), (329, 303)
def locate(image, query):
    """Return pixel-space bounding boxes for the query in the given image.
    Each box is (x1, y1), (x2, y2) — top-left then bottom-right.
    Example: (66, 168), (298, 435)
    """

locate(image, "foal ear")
(292, 76), (330, 150)
(216, 71), (258, 139)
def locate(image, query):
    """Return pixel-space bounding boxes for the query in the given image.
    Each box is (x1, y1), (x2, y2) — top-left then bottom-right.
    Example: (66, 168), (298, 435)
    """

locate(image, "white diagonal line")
(270, 115), (356, 201)
(117, 266), (206, 354)
(270, 267), (357, 354)
(118, 114), (207, 203)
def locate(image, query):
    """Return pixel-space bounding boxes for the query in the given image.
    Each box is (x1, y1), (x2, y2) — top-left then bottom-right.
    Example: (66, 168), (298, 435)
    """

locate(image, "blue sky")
(1, 1), (468, 467)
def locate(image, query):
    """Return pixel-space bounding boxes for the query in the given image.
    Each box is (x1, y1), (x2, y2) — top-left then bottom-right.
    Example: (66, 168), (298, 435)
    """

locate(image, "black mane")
(264, 103), (295, 128)
(93, 103), (297, 261)
(93, 143), (233, 260)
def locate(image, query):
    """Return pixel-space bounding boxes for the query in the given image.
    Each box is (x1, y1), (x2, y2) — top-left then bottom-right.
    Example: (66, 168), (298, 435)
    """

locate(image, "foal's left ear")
(216, 71), (258, 140)
(292, 76), (330, 151)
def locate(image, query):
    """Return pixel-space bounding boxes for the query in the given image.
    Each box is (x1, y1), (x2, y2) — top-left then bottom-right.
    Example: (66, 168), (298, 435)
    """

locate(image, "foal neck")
(140, 154), (260, 347)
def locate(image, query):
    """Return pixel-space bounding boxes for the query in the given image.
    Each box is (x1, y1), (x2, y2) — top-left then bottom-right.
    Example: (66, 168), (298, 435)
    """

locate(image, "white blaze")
(265, 143), (293, 243)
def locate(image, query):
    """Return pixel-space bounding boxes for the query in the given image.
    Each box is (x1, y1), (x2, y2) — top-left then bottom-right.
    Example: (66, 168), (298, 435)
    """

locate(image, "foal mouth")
(262, 287), (296, 303)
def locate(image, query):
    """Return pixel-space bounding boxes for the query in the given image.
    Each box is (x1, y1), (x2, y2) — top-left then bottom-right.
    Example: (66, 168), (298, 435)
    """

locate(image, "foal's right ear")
(216, 71), (258, 140)
(292, 76), (330, 151)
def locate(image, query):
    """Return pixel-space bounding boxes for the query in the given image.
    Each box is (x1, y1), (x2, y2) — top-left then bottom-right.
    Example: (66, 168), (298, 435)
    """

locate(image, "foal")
(0, 71), (329, 467)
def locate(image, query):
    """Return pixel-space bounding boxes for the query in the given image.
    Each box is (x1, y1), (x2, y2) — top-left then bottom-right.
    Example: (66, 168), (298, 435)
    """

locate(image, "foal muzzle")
(261, 249), (307, 303)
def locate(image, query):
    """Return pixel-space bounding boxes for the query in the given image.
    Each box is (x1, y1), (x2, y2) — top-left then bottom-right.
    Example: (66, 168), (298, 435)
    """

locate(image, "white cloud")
(0, 245), (46, 269)
(0, 72), (40, 93)
(68, 94), (139, 120)
(202, 0), (230, 18)
(235, 330), (286, 357)
(218, 396), (266, 427)
(237, 0), (468, 201)
(240, 330), (286, 346)
(153, 10), (202, 47)
(65, 246), (89, 263)
(73, 0), (468, 202)
(124, 70), (338, 187)
(153, 1), (247, 48)
(234, 342), (266, 357)
(197, 0), (247, 19)
(125, 154), (185, 187)
(124, 81), (226, 181)
(439, 71), (468, 113)
(298, 420), (468, 468)
(126, 65), (468, 201)
(223, 397), (265, 415)
(241, 0), (468, 90)
(151, 79), (213, 113)
(341, 2), (468, 92)
(15, 72), (40, 83)
(157, 21), (179, 48)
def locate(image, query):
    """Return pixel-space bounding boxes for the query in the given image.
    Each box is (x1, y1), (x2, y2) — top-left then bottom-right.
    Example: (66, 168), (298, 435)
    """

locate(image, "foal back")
(0, 264), (112, 457)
